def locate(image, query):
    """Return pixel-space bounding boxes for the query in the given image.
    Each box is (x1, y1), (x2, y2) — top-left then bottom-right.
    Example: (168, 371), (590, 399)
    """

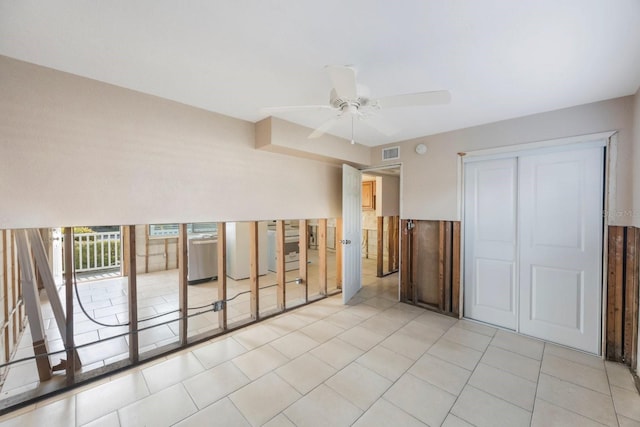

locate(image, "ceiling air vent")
(382, 146), (400, 161)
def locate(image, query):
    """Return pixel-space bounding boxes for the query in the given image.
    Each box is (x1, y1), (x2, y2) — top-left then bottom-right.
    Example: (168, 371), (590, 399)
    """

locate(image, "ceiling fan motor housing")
(329, 87), (372, 114)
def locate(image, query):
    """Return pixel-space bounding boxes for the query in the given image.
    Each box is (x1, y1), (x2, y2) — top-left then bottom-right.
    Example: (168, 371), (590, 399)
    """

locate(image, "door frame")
(458, 131), (617, 356)
(359, 163), (403, 300)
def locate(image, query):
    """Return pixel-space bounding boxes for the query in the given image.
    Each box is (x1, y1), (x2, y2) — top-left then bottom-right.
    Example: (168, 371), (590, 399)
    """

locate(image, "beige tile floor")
(0, 262), (639, 426)
(0, 249), (338, 400)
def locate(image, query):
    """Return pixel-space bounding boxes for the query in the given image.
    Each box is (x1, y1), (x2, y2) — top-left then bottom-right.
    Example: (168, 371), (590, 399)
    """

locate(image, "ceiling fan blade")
(374, 90), (451, 108)
(260, 105), (336, 115)
(359, 114), (399, 137)
(308, 116), (341, 139)
(325, 65), (358, 99)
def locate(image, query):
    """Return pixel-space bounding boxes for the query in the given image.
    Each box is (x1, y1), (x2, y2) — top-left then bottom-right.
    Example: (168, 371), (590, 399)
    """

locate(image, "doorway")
(342, 164), (401, 305)
(463, 144), (605, 354)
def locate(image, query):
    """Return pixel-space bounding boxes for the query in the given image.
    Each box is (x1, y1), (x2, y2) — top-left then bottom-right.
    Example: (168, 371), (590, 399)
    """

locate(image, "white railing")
(62, 232), (121, 273)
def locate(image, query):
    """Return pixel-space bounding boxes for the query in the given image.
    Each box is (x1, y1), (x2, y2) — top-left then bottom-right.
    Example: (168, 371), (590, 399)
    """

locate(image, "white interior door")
(342, 164), (362, 304)
(518, 147), (603, 354)
(464, 158), (518, 329)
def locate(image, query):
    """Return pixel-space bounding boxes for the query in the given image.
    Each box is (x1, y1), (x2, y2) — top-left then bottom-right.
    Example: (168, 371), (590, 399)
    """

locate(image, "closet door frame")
(458, 131), (617, 356)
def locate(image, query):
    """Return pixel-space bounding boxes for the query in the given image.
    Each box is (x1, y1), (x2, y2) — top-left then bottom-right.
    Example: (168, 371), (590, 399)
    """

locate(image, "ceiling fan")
(262, 65), (451, 143)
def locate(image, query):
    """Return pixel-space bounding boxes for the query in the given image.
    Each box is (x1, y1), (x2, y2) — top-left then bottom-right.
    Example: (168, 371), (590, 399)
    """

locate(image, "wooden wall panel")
(606, 225), (639, 369)
(400, 220), (461, 316)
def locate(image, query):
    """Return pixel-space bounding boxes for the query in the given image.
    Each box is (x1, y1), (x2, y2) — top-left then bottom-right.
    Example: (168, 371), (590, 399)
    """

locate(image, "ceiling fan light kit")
(262, 65), (451, 143)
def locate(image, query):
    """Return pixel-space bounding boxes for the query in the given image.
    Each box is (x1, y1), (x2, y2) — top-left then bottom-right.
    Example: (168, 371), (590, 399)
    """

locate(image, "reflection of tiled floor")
(1, 261), (638, 427)
(0, 249), (337, 401)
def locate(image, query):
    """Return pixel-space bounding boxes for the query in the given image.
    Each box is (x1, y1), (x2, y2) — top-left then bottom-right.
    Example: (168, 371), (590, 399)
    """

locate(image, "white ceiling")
(1, 1), (639, 147)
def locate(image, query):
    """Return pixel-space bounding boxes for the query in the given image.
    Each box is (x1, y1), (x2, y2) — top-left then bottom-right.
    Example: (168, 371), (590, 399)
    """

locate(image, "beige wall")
(0, 56), (342, 229)
(376, 175), (400, 217)
(371, 97), (636, 225)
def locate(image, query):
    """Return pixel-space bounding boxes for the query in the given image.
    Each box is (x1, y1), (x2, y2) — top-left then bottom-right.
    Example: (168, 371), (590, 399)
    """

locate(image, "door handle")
(340, 239), (351, 245)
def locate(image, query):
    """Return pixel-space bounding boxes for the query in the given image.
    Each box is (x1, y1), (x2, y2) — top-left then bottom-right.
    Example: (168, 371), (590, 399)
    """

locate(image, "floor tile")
(191, 337), (247, 369)
(611, 385), (640, 422)
(468, 363), (537, 410)
(267, 313), (313, 334)
(229, 373), (301, 427)
(324, 310), (364, 330)
(173, 397), (250, 427)
(443, 326), (492, 351)
(270, 331), (320, 359)
(81, 411), (120, 427)
(619, 415), (640, 427)
(413, 311), (457, 331)
(544, 343), (604, 370)
(299, 320), (345, 343)
(531, 398), (607, 427)
(338, 326), (385, 351)
(141, 352), (205, 393)
(352, 398), (426, 427)
(233, 324), (282, 350)
(605, 361), (637, 392)
(379, 329), (433, 360)
(409, 353), (471, 396)
(427, 338), (483, 370)
(383, 373), (456, 426)
(398, 319), (447, 341)
(456, 319), (497, 337)
(359, 314), (406, 336)
(309, 337), (364, 369)
(356, 345), (414, 381)
(231, 344), (289, 380)
(441, 414), (475, 427)
(283, 384), (362, 427)
(537, 373), (617, 426)
(183, 361), (250, 409)
(542, 353), (610, 394)
(118, 383), (197, 427)
(481, 345), (540, 382)
(0, 396), (75, 427)
(275, 353), (336, 394)
(491, 330), (544, 360)
(344, 303), (380, 319)
(451, 385), (531, 427)
(362, 296), (397, 310)
(326, 363), (392, 410)
(262, 414), (296, 427)
(76, 372), (149, 425)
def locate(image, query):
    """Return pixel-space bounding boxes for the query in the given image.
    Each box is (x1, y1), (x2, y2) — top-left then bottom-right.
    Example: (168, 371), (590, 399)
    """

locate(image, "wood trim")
(63, 228), (75, 382)
(217, 222), (227, 330)
(178, 224), (188, 345)
(443, 222), (453, 312)
(276, 220), (286, 311)
(318, 219), (327, 295)
(607, 226), (624, 360)
(11, 232), (17, 343)
(335, 218), (342, 289)
(624, 227), (639, 369)
(127, 225), (139, 362)
(377, 216), (384, 277)
(411, 222), (418, 304)
(400, 220), (408, 301)
(2, 230), (9, 363)
(452, 222), (461, 316)
(249, 222), (259, 319)
(387, 217), (395, 273)
(299, 220), (309, 302)
(438, 221), (446, 311)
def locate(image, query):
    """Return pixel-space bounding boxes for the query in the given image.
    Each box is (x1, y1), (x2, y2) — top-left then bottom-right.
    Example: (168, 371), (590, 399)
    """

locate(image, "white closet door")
(518, 147), (603, 354)
(464, 158), (518, 329)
